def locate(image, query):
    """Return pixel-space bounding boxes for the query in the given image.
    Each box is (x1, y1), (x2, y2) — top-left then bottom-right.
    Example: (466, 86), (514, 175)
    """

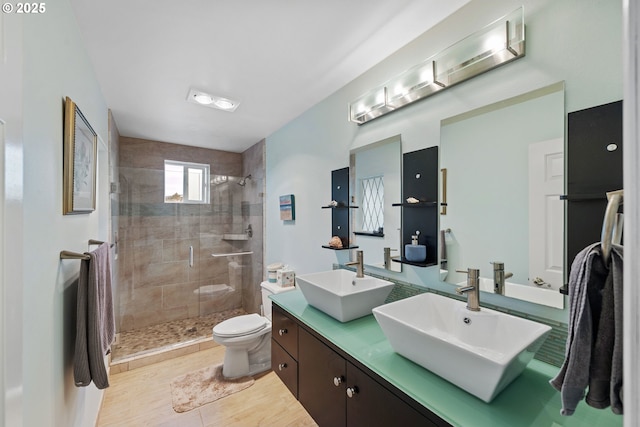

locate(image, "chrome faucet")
(491, 262), (513, 295)
(383, 247), (398, 270)
(346, 250), (365, 278)
(456, 268), (480, 311)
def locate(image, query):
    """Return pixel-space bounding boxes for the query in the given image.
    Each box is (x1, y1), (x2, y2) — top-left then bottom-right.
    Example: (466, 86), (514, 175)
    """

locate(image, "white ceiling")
(70, 0), (469, 153)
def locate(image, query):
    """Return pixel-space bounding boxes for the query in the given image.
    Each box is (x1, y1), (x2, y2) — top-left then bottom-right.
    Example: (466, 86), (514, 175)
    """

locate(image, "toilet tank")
(260, 281), (295, 320)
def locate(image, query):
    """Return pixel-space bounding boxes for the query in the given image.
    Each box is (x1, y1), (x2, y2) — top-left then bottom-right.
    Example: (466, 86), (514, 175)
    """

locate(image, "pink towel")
(74, 242), (115, 389)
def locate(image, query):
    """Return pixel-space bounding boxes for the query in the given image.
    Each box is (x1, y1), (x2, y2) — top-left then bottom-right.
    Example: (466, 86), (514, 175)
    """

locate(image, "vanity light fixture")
(348, 7), (525, 125)
(187, 88), (240, 112)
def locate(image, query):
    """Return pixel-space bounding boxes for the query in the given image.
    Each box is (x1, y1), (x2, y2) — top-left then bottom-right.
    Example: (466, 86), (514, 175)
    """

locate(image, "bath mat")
(170, 364), (254, 412)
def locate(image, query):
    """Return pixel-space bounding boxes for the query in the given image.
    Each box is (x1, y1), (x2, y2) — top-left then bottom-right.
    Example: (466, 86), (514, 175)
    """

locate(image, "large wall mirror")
(440, 82), (565, 309)
(350, 135), (402, 272)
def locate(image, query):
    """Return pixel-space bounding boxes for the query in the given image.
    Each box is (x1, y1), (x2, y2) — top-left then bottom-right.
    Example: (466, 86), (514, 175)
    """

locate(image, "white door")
(0, 12), (24, 427)
(528, 138), (564, 291)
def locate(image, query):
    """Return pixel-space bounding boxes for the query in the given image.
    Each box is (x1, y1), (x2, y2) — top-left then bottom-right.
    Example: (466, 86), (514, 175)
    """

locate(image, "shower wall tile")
(120, 136), (243, 175)
(162, 282), (199, 310)
(132, 240), (164, 265)
(162, 238), (198, 263)
(198, 289), (242, 316)
(135, 261), (189, 288)
(242, 140), (265, 314)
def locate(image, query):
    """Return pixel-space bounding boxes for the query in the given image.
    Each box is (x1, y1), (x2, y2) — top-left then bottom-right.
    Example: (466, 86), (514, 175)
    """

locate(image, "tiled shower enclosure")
(115, 137), (264, 360)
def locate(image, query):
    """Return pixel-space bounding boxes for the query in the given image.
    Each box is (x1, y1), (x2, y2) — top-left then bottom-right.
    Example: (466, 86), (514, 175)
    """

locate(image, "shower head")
(238, 174), (252, 186)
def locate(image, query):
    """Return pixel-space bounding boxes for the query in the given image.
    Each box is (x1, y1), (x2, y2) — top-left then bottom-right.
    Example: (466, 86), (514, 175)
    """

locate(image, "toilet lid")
(213, 313), (268, 337)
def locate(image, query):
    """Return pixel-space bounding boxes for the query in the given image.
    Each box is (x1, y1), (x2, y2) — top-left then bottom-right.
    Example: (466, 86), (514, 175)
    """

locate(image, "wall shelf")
(391, 257), (436, 268)
(322, 167), (355, 250)
(396, 147), (439, 267)
(354, 231), (384, 237)
(391, 201), (438, 207)
(321, 245), (360, 251)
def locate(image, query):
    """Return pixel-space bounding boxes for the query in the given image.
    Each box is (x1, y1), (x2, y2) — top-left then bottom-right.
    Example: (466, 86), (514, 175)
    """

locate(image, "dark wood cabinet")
(271, 339), (298, 398)
(296, 325), (443, 427)
(271, 305), (299, 398)
(271, 303), (298, 359)
(299, 327), (346, 427)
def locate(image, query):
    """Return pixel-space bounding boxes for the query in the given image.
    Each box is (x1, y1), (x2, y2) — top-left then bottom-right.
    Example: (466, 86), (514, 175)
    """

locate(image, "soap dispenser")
(405, 231), (426, 262)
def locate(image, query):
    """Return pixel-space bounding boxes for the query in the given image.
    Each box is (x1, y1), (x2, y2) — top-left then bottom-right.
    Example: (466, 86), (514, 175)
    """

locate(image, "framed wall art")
(63, 96), (97, 214)
(279, 194), (295, 221)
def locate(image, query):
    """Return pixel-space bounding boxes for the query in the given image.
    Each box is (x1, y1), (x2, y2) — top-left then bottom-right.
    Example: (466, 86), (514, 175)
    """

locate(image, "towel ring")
(601, 190), (623, 264)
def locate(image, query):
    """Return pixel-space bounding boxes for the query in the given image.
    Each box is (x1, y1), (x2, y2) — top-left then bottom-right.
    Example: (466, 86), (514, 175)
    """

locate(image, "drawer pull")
(278, 328), (288, 336)
(346, 386), (358, 398)
(278, 363), (287, 371)
(333, 376), (344, 387)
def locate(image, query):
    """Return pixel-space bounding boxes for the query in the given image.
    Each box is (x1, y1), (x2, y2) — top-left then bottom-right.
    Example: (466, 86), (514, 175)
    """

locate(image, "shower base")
(111, 308), (247, 367)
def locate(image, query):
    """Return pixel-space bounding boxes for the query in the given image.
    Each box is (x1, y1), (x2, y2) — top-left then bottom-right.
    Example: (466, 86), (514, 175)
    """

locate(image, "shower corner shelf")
(222, 233), (249, 241)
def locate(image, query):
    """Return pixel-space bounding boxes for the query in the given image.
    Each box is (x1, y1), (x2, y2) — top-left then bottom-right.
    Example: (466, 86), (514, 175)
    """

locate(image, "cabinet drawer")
(272, 339), (298, 398)
(272, 304), (298, 359)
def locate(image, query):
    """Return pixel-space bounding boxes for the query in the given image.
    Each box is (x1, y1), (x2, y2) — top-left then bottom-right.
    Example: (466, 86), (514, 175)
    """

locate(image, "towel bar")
(60, 250), (90, 260)
(60, 239), (113, 260)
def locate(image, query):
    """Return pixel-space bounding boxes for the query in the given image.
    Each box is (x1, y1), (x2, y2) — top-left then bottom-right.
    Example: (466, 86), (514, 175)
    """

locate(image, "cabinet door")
(298, 328), (346, 427)
(272, 304), (298, 359)
(345, 361), (439, 427)
(272, 339), (298, 398)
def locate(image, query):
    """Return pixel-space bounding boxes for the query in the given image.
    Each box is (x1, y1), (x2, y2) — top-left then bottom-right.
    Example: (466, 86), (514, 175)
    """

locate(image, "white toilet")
(212, 281), (294, 379)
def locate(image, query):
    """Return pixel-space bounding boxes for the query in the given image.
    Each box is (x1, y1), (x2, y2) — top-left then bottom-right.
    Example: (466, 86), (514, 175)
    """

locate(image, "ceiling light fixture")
(187, 88), (240, 112)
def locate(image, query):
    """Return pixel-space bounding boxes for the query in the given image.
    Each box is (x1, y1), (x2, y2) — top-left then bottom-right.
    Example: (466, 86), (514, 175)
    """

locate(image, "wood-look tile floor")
(98, 345), (318, 427)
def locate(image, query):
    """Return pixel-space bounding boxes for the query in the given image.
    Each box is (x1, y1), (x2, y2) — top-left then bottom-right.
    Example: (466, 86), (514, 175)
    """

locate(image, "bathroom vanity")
(272, 300), (440, 426)
(270, 290), (622, 427)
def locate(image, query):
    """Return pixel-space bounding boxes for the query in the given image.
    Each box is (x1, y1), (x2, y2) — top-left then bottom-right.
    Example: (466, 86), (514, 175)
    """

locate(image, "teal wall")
(22, 0), (110, 425)
(266, 0), (622, 323)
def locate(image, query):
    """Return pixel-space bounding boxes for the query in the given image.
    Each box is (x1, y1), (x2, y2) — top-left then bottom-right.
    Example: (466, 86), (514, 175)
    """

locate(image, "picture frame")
(63, 96), (97, 214)
(279, 194), (295, 221)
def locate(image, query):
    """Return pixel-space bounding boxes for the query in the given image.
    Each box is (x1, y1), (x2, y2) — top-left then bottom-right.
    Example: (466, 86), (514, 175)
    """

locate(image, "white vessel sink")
(296, 269), (394, 322)
(372, 293), (551, 402)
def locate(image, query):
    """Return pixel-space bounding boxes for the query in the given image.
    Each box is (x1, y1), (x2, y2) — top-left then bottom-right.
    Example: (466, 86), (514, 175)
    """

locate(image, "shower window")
(164, 160), (210, 204)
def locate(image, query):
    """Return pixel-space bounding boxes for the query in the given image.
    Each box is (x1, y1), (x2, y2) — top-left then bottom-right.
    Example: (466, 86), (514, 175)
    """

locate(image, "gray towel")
(74, 243), (115, 389)
(586, 244), (624, 413)
(609, 245), (624, 414)
(549, 243), (608, 415)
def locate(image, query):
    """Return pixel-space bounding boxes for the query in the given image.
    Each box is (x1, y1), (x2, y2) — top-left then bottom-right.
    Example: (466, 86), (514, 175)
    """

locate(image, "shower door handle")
(189, 246), (194, 267)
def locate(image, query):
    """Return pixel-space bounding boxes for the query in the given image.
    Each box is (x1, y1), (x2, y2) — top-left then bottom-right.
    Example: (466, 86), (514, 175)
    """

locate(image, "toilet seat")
(213, 313), (268, 338)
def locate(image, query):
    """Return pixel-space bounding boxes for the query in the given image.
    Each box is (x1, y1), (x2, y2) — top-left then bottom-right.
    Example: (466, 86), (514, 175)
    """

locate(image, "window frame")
(164, 159), (210, 204)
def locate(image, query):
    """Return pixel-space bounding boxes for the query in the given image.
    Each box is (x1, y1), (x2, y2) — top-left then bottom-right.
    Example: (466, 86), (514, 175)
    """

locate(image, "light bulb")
(193, 94), (213, 105)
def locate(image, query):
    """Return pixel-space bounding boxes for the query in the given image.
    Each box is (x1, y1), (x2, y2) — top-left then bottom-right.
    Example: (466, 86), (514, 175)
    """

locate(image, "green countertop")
(271, 289), (623, 427)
